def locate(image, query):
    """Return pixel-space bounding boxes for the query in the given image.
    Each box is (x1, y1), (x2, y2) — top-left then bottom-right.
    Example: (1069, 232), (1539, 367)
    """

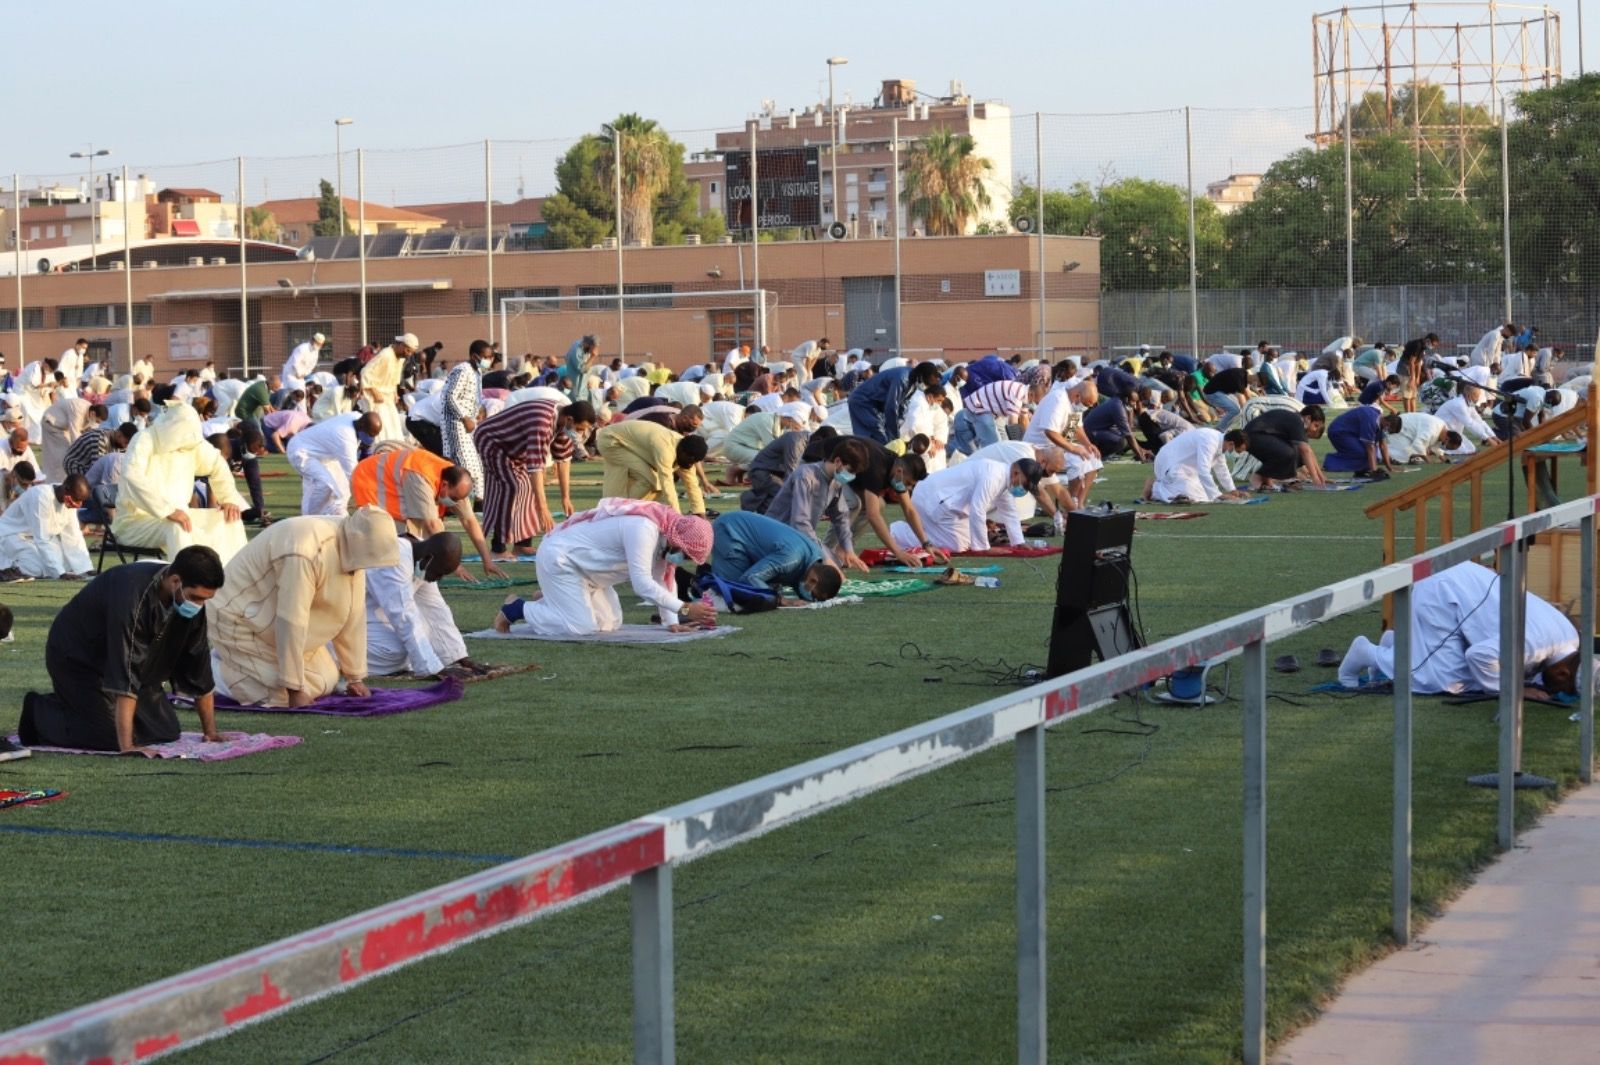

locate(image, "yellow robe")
(596, 420), (703, 514)
(111, 402), (247, 563)
(208, 509), (398, 706)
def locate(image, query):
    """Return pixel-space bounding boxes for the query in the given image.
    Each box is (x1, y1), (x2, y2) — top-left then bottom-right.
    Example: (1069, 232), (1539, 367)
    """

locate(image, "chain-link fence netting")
(5, 76), (1599, 380)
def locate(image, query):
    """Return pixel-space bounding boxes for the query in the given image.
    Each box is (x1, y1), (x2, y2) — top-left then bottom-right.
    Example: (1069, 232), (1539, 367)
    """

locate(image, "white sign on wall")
(169, 325), (210, 362)
(984, 269), (1022, 297)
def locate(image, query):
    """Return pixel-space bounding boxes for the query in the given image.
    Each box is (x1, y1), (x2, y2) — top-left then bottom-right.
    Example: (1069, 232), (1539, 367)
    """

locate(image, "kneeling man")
(208, 508), (397, 707)
(1144, 428), (1249, 503)
(17, 546), (225, 754)
(709, 510), (843, 604)
(366, 531), (479, 678)
(0, 474), (93, 578)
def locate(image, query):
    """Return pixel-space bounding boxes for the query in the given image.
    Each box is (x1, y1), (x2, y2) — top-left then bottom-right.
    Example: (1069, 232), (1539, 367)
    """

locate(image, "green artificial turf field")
(0, 449), (1585, 1064)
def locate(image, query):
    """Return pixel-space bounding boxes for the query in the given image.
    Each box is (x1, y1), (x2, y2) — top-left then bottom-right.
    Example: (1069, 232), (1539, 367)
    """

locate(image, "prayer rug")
(887, 564), (1004, 575)
(214, 678), (462, 717)
(1528, 441), (1586, 454)
(952, 545), (1061, 558)
(460, 555), (538, 564)
(437, 576), (540, 590)
(382, 663), (542, 685)
(465, 624), (741, 645)
(839, 578), (938, 597)
(1133, 497), (1266, 507)
(0, 788), (65, 811)
(8, 731), (302, 761)
(779, 595), (864, 610)
(1300, 482), (1364, 492)
(1135, 512), (1208, 521)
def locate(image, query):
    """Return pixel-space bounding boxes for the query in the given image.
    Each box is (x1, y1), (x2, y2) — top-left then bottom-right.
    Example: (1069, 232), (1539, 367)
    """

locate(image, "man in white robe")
(282, 333), (325, 392)
(891, 457), (1041, 553)
(56, 340), (88, 389)
(1339, 561), (1582, 695)
(1386, 411), (1459, 463)
(112, 402), (247, 563)
(15, 358), (56, 439)
(285, 411), (381, 517)
(1470, 323), (1516, 369)
(0, 477), (92, 579)
(212, 377), (247, 418)
(1144, 427), (1247, 503)
(1436, 387), (1497, 454)
(366, 533), (474, 678)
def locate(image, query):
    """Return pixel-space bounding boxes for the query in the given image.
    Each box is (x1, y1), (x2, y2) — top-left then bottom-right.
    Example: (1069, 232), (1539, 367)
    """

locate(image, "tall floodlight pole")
(1501, 96), (1514, 322)
(69, 146), (111, 269)
(12, 173), (23, 363)
(827, 56), (849, 226)
(121, 164), (133, 368)
(613, 127), (626, 358)
(893, 116), (903, 359)
(335, 118), (353, 234)
(1185, 107), (1199, 360)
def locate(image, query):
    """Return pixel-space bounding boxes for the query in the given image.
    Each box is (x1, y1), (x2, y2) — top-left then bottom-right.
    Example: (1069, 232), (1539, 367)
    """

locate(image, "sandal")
(935, 566), (975, 586)
(1315, 648), (1340, 667)
(1273, 654), (1302, 673)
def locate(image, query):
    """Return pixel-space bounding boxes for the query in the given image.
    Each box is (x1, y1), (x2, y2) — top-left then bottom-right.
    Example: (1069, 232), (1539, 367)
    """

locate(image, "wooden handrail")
(1364, 400), (1592, 521)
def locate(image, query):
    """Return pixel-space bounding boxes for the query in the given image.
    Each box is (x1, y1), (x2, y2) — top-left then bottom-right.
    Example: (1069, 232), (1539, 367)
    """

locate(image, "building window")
(0, 308), (43, 330)
(57, 303), (152, 328)
(710, 181), (719, 194)
(284, 322), (334, 355)
(708, 308), (757, 360)
(27, 226), (38, 240)
(578, 283), (673, 311)
(61, 224), (72, 238)
(471, 286), (560, 315)
(44, 225), (55, 239)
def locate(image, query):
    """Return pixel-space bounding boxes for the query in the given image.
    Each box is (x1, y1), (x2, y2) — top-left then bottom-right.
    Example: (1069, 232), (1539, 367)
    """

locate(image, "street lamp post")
(827, 56), (848, 227)
(335, 118), (354, 235)
(69, 146), (111, 270)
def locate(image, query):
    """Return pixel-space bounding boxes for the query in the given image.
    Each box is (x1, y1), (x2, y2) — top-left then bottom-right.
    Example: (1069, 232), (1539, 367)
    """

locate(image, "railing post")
(1497, 539), (1525, 850)
(631, 865), (675, 1065)
(1242, 637), (1267, 1065)
(1391, 584), (1414, 945)
(1016, 723), (1046, 1065)
(1582, 510), (1595, 785)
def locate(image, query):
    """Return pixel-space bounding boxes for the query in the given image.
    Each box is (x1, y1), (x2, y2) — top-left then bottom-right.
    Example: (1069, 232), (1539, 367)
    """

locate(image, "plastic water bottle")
(973, 576), (1001, 589)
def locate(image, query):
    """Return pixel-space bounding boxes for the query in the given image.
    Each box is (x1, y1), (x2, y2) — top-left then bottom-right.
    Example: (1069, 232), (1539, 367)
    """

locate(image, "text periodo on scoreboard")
(723, 147), (822, 230)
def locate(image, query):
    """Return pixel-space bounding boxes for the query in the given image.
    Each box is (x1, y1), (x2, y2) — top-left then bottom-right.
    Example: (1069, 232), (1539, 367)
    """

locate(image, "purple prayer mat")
(7, 731), (301, 762)
(212, 677), (463, 717)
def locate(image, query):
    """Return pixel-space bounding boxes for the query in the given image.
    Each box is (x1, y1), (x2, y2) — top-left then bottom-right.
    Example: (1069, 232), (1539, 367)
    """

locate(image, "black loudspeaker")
(1047, 506), (1142, 678)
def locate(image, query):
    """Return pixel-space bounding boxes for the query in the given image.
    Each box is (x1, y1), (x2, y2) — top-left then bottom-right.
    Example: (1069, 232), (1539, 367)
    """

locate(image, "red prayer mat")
(0, 788), (66, 811)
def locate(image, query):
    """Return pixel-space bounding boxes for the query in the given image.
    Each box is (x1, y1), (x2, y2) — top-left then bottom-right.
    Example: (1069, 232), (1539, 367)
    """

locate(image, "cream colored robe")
(40, 395), (91, 482)
(111, 401), (247, 562)
(360, 346), (407, 442)
(208, 509), (398, 706)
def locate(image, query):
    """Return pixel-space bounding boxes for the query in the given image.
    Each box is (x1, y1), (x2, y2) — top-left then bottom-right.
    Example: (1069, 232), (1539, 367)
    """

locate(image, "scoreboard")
(723, 147), (822, 230)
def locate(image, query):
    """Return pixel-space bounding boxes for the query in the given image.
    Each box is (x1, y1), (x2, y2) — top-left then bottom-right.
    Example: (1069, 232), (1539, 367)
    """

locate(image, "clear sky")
(11, 0), (1588, 198)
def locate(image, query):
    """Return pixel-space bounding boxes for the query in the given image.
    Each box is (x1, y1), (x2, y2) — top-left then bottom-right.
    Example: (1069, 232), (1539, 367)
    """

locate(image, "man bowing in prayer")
(208, 508), (397, 708)
(16, 546), (227, 755)
(112, 401), (247, 564)
(366, 531), (485, 680)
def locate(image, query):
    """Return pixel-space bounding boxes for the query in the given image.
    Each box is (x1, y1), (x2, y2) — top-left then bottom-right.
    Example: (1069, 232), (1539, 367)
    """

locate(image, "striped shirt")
(63, 427), (112, 478)
(962, 380), (1029, 418)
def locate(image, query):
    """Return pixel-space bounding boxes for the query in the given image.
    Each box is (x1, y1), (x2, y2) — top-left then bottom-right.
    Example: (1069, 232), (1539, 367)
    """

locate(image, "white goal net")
(500, 288), (779, 373)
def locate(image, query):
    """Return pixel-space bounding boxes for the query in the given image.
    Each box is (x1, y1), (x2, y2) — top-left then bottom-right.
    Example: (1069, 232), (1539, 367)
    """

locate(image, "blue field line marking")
(0, 823), (517, 863)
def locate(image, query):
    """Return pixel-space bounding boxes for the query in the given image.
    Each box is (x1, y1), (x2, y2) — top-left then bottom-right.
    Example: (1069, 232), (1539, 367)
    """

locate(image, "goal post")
(500, 288), (778, 373)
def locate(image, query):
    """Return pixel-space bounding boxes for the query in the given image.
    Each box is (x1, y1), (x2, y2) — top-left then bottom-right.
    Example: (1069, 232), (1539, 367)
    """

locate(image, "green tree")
(1008, 178), (1225, 291)
(313, 179), (344, 237)
(1222, 135), (1495, 288)
(900, 128), (994, 236)
(1340, 82), (1496, 192)
(244, 207), (279, 243)
(544, 117), (726, 249)
(1485, 74), (1600, 286)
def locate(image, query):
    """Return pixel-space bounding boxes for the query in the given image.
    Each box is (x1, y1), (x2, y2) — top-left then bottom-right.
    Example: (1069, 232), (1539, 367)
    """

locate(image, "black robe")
(19, 561), (214, 750)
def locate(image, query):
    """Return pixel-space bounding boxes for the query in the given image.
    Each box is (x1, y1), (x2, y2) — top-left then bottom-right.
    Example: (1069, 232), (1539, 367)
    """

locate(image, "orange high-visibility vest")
(350, 447), (454, 520)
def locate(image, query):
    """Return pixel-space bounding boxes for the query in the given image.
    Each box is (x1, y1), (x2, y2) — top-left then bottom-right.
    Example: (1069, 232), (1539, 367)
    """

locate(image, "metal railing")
(2, 496), (1595, 1065)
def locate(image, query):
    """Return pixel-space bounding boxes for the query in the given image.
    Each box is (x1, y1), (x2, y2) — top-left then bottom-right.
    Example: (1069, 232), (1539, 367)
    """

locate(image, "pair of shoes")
(0, 735), (30, 762)
(0, 568), (33, 584)
(1273, 654), (1302, 673)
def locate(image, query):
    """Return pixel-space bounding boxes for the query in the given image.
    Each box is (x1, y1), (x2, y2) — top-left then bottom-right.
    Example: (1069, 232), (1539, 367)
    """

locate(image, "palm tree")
(596, 114), (673, 246)
(900, 128), (994, 236)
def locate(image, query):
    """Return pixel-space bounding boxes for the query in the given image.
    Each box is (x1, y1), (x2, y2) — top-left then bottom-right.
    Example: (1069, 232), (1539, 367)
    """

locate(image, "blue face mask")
(174, 592), (203, 619)
(833, 469), (856, 485)
(665, 551), (687, 566)
(1010, 485), (1029, 498)
(891, 478), (908, 493)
